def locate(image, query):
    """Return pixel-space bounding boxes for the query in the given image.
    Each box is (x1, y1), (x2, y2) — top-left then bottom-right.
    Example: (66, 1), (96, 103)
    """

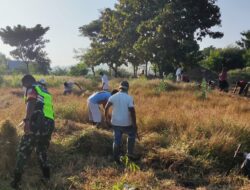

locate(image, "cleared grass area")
(0, 77), (249, 189)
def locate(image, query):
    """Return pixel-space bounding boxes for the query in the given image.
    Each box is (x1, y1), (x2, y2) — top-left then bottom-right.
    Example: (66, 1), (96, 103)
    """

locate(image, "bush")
(201, 47), (245, 72)
(165, 73), (175, 81)
(70, 63), (89, 76)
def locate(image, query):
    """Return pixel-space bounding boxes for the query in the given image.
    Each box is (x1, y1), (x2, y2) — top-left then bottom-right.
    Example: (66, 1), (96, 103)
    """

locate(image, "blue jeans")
(112, 125), (136, 160)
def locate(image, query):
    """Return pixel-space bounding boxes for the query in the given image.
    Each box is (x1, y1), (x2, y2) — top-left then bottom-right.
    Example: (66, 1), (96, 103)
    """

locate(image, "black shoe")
(40, 177), (50, 185)
(10, 180), (20, 189)
(10, 173), (21, 189)
(127, 154), (140, 161)
(114, 155), (123, 165)
(42, 166), (50, 179)
(114, 158), (122, 165)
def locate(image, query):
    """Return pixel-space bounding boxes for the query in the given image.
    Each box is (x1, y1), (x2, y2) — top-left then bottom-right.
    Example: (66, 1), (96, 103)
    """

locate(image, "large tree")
(0, 24), (50, 73)
(237, 30), (250, 49)
(134, 0), (223, 76)
(0, 52), (7, 74)
(80, 9), (124, 77)
(80, 0), (223, 77)
(237, 30), (250, 67)
(201, 47), (245, 72)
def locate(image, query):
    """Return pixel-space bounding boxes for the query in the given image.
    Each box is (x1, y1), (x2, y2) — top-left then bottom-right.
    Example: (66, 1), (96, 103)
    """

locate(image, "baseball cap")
(119, 81), (129, 90)
(38, 78), (46, 85)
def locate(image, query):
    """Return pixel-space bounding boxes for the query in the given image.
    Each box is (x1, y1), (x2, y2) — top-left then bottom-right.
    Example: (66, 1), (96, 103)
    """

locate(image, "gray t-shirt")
(108, 92), (134, 126)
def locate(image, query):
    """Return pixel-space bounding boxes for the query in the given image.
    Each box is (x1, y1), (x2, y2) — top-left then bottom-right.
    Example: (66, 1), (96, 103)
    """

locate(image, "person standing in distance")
(105, 81), (138, 163)
(99, 71), (109, 91)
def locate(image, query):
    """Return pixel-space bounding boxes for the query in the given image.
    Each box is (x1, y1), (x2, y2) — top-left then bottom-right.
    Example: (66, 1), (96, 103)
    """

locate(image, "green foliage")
(236, 30), (250, 49)
(120, 156), (140, 173)
(80, 0), (223, 77)
(70, 62), (89, 76)
(67, 176), (82, 189)
(0, 75), (3, 87)
(201, 47), (245, 72)
(0, 53), (7, 75)
(112, 156), (139, 190)
(243, 48), (250, 67)
(228, 67), (250, 82)
(199, 78), (210, 100)
(112, 176), (126, 190)
(165, 73), (174, 81)
(155, 79), (167, 93)
(0, 24), (50, 73)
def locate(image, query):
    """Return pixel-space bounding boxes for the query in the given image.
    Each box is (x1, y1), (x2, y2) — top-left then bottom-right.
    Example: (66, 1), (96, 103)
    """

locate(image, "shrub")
(165, 73), (175, 81)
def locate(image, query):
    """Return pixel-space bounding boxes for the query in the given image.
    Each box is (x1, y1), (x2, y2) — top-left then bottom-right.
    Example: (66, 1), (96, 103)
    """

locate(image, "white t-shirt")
(176, 68), (182, 76)
(108, 92), (134, 126)
(64, 82), (74, 91)
(101, 74), (109, 90)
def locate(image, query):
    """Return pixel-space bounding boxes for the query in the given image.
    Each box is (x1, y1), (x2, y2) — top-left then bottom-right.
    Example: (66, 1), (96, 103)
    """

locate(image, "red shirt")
(219, 71), (227, 81)
(25, 88), (37, 102)
(238, 80), (247, 87)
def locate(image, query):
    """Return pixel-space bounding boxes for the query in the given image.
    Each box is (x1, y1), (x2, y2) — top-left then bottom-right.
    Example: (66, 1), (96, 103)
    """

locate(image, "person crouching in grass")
(233, 80), (249, 96)
(87, 90), (118, 128)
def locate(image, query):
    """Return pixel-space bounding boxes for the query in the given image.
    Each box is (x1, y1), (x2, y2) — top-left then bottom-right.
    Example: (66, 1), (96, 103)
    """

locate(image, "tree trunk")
(114, 65), (118, 77)
(26, 62), (29, 74)
(154, 67), (157, 77)
(145, 61), (148, 77)
(133, 64), (137, 78)
(158, 63), (163, 78)
(91, 66), (95, 76)
(109, 64), (118, 77)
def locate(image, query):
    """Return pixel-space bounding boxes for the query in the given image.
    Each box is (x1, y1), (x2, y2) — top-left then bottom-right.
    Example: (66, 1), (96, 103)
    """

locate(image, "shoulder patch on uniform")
(26, 88), (37, 100)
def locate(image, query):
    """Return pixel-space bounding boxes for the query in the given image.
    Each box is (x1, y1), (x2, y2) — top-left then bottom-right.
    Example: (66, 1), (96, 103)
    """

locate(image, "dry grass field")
(0, 76), (250, 190)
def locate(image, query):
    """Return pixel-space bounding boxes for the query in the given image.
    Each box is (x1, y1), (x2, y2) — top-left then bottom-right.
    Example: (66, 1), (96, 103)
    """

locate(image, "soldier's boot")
(10, 172), (21, 189)
(42, 166), (50, 180)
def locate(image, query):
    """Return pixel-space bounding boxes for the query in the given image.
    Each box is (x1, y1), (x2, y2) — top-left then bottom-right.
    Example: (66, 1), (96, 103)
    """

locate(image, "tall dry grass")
(0, 77), (249, 189)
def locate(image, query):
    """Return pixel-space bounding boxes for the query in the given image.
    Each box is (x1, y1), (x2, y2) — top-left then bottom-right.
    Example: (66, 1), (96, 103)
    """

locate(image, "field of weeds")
(0, 76), (250, 190)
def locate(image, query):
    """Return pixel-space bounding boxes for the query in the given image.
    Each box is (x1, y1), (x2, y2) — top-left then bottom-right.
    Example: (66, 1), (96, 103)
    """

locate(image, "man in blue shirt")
(87, 90), (118, 127)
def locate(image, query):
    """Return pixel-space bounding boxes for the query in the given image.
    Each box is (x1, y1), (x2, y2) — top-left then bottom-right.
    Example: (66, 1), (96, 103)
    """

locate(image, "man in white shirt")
(99, 72), (109, 91)
(105, 81), (138, 163)
(87, 90), (118, 127)
(176, 66), (182, 82)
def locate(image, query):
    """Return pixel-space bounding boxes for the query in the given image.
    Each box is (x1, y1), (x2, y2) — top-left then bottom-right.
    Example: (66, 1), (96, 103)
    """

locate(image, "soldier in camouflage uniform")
(11, 75), (55, 189)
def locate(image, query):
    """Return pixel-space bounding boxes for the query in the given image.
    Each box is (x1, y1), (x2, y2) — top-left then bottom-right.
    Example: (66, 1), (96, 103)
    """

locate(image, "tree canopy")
(0, 24), (51, 74)
(79, 0), (223, 77)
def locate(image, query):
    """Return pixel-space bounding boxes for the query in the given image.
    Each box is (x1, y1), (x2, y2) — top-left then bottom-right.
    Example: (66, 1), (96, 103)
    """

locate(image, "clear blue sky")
(0, 0), (250, 67)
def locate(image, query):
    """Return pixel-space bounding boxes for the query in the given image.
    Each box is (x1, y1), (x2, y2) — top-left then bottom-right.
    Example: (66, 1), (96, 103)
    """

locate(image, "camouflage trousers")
(14, 119), (54, 178)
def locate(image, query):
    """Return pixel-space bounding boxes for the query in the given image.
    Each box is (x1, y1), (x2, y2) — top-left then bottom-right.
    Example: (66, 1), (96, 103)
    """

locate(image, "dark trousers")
(112, 125), (136, 160)
(14, 119), (54, 181)
(219, 80), (229, 91)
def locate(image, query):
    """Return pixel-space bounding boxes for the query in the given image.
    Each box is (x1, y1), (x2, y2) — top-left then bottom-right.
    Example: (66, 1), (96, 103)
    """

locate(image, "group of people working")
(176, 66), (249, 96)
(10, 72), (138, 189)
(218, 67), (249, 96)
